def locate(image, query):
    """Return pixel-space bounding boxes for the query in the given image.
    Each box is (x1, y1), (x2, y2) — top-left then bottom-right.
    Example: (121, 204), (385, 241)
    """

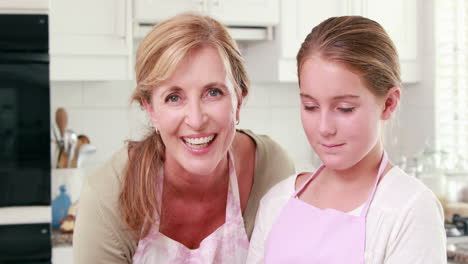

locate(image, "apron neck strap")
(293, 151), (389, 218)
(360, 151), (388, 217)
(293, 165), (325, 197)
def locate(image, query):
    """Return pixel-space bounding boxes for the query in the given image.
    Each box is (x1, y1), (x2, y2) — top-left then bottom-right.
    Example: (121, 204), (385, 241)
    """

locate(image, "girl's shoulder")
(372, 166), (442, 212)
(260, 173), (305, 208)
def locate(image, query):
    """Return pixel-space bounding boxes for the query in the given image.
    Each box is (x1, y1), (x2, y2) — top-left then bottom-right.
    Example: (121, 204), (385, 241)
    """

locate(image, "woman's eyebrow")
(205, 82), (228, 89)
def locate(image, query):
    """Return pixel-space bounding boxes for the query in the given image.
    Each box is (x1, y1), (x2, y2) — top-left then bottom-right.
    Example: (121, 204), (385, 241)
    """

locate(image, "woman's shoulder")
(238, 129), (295, 173)
(85, 146), (129, 199)
(239, 129), (288, 152)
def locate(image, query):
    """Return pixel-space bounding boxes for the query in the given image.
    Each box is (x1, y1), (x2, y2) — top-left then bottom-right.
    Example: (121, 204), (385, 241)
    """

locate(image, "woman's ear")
(381, 87), (400, 120)
(235, 97), (243, 124)
(142, 98), (159, 127)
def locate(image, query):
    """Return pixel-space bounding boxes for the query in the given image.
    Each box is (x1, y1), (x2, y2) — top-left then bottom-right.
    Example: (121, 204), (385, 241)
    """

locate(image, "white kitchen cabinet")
(134, 0), (279, 26)
(245, 0), (419, 83)
(52, 246), (73, 264)
(0, 0), (49, 14)
(363, 0), (418, 83)
(49, 0), (133, 81)
(209, 0), (278, 26)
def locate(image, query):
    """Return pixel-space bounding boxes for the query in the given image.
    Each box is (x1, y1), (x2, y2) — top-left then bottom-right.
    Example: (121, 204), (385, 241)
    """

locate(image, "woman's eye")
(338, 107), (355, 113)
(207, 88), (223, 97)
(165, 94), (180, 103)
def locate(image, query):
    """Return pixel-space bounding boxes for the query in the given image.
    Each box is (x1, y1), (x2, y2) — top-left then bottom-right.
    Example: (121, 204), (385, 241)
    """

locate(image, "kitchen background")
(1, 0), (467, 263)
(50, 1), (434, 172)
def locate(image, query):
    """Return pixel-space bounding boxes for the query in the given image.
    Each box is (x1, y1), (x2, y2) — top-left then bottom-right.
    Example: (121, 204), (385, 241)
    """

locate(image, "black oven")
(0, 14), (51, 264)
(0, 14), (50, 207)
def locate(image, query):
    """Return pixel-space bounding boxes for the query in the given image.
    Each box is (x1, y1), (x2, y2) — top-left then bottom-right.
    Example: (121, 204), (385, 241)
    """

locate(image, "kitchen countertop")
(52, 229), (73, 247)
(448, 236), (468, 263)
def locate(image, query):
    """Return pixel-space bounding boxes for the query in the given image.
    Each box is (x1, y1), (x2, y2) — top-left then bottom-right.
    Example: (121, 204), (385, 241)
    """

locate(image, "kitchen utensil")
(55, 108), (67, 139)
(76, 144), (96, 168)
(55, 108), (68, 168)
(66, 131), (78, 168)
(70, 135), (91, 168)
(57, 129), (76, 168)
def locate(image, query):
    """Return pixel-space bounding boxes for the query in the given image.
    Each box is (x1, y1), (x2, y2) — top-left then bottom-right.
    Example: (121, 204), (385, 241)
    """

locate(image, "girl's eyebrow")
(299, 93), (360, 100)
(300, 93), (314, 100)
(332, 94), (360, 100)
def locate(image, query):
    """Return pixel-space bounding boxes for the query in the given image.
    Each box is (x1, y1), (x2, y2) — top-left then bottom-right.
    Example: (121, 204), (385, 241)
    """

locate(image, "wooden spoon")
(55, 108), (68, 168)
(55, 107), (68, 138)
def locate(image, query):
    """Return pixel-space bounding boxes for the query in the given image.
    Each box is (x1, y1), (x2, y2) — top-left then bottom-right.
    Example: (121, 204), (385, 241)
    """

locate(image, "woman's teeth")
(183, 135), (215, 148)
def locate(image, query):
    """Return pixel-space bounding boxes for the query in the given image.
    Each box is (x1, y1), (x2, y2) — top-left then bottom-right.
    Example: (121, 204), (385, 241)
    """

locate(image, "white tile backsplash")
(50, 75), (435, 175)
(50, 80), (316, 171)
(82, 80), (135, 107)
(50, 81), (83, 107)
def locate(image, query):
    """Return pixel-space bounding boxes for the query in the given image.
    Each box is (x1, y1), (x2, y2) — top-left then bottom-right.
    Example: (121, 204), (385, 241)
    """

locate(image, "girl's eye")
(207, 88), (223, 97)
(304, 105), (318, 111)
(338, 107), (355, 113)
(165, 94), (180, 103)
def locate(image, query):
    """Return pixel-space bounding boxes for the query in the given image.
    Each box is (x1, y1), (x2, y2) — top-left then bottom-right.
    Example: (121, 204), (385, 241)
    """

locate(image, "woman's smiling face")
(299, 57), (385, 171)
(147, 45), (239, 177)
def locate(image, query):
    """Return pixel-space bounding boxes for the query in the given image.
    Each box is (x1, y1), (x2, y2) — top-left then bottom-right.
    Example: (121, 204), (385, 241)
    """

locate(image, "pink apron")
(265, 152), (388, 264)
(132, 151), (249, 264)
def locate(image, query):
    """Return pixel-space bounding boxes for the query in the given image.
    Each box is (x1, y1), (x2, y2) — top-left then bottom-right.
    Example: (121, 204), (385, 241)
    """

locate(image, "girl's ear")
(381, 87), (400, 120)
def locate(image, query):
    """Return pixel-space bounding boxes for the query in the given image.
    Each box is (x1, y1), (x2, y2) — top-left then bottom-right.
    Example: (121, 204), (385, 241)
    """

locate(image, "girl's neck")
(322, 143), (385, 187)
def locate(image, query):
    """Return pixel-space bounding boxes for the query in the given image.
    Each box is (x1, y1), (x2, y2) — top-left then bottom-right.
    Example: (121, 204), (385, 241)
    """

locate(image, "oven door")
(0, 53), (51, 206)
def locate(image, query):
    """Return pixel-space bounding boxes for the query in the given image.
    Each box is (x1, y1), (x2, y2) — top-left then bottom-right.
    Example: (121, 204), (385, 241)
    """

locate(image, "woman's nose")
(318, 112), (336, 137)
(184, 100), (207, 130)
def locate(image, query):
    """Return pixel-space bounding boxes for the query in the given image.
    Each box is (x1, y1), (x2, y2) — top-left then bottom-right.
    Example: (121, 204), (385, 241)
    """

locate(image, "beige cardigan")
(73, 129), (295, 263)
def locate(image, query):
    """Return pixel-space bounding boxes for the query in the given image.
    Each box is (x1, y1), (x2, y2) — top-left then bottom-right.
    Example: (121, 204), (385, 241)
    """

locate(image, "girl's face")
(147, 45), (239, 177)
(299, 57), (387, 171)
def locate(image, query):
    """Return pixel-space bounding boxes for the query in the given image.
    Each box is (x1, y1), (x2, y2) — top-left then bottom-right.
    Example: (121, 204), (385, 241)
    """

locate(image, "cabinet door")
(280, 0), (349, 59)
(208, 0), (279, 26)
(364, 0), (417, 61)
(364, 0), (418, 81)
(134, 0), (203, 23)
(50, 0), (132, 80)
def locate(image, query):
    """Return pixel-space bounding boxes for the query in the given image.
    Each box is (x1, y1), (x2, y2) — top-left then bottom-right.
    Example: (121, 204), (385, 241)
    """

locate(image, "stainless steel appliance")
(0, 14), (51, 263)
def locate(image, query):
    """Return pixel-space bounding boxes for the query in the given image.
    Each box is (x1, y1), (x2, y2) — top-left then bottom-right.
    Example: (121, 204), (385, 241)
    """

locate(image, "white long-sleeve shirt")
(247, 166), (447, 264)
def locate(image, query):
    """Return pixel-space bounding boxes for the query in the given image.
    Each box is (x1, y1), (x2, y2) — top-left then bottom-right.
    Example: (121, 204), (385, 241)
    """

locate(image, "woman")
(73, 14), (295, 263)
(247, 16), (446, 263)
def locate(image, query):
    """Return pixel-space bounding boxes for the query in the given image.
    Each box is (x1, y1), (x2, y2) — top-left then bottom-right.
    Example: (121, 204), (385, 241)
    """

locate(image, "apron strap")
(293, 165), (325, 197)
(359, 151), (389, 217)
(292, 151), (389, 218)
(227, 149), (241, 203)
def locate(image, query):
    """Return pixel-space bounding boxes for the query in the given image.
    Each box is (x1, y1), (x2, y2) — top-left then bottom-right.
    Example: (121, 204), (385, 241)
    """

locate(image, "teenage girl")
(247, 16), (446, 264)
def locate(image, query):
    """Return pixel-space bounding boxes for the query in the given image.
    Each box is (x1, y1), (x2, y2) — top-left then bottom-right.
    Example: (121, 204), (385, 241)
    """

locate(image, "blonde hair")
(297, 16), (401, 96)
(119, 13), (250, 239)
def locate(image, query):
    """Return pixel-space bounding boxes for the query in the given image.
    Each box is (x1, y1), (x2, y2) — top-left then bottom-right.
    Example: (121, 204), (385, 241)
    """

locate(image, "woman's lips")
(181, 134), (217, 155)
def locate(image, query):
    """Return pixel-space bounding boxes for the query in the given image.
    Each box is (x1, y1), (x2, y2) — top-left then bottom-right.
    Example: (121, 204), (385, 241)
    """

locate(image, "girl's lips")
(321, 143), (345, 148)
